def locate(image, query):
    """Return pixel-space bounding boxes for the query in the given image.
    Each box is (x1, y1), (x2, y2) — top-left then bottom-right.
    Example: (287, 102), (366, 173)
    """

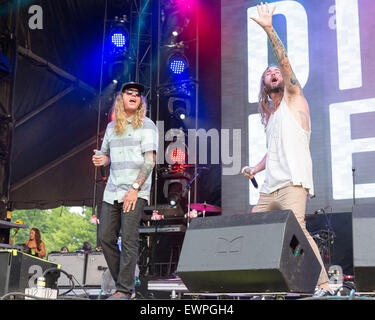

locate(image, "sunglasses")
(124, 89), (141, 97)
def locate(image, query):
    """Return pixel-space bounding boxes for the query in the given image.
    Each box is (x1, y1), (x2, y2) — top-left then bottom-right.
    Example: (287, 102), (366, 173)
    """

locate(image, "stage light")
(111, 32), (127, 48)
(178, 112), (186, 120)
(165, 135), (188, 165)
(168, 96), (191, 121)
(108, 60), (128, 82)
(105, 19), (130, 85)
(168, 193), (180, 206)
(166, 181), (183, 206)
(169, 57), (187, 75)
(167, 50), (188, 76)
(106, 18), (129, 59)
(169, 147), (186, 164)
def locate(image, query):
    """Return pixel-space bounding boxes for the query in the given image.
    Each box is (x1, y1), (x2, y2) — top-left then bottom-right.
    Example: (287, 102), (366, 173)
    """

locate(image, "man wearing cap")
(92, 82), (158, 300)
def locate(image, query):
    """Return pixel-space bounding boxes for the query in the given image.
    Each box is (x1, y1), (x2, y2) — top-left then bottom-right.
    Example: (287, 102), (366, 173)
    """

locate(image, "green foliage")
(10, 206), (97, 255)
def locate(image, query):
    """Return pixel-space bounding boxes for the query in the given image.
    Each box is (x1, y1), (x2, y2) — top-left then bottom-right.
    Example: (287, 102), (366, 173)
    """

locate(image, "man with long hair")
(242, 3), (332, 297)
(92, 82), (158, 300)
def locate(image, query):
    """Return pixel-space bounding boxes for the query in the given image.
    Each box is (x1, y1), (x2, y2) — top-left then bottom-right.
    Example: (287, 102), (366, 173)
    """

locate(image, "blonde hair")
(258, 65), (283, 128)
(112, 92), (147, 135)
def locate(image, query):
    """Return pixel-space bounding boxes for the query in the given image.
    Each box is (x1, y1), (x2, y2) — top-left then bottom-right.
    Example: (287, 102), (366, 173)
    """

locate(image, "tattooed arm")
(251, 2), (310, 131)
(265, 27), (302, 96)
(123, 151), (156, 213)
(134, 151), (156, 189)
(251, 2), (302, 96)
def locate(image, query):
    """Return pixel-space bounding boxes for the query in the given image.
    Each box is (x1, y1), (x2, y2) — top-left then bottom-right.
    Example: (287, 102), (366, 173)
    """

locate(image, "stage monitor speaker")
(48, 252), (85, 286)
(176, 210), (321, 293)
(0, 249), (60, 297)
(85, 252), (108, 286)
(352, 204), (375, 292)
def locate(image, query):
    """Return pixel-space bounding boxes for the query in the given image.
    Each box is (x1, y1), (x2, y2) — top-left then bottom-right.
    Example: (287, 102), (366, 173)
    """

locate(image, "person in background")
(25, 228), (46, 259)
(60, 246), (69, 253)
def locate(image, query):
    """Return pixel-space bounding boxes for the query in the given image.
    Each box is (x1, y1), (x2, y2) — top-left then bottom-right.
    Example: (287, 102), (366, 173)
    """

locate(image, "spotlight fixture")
(106, 17), (130, 59)
(166, 146), (186, 164)
(111, 32), (127, 48)
(168, 96), (191, 121)
(169, 58), (186, 74)
(168, 52), (188, 75)
(167, 182), (182, 206)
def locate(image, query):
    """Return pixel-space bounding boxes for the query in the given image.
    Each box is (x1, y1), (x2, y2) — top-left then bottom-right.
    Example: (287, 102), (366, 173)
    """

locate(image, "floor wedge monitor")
(177, 210), (320, 293)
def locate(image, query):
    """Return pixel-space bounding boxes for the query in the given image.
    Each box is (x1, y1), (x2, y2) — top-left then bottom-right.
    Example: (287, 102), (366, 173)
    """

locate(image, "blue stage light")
(169, 58), (186, 75)
(111, 32), (127, 48)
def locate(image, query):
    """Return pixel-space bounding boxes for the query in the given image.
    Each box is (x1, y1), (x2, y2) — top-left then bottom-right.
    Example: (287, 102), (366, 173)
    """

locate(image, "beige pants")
(253, 183), (329, 286)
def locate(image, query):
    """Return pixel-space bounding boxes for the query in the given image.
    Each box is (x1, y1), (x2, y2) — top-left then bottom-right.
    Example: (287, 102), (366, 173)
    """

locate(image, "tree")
(11, 206), (97, 255)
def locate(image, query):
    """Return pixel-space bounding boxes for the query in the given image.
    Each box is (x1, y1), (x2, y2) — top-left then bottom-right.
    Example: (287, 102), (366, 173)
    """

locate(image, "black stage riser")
(176, 210), (321, 293)
(352, 204), (375, 292)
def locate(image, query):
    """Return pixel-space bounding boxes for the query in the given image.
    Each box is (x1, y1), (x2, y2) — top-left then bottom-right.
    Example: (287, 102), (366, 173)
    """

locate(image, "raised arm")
(251, 2), (302, 96)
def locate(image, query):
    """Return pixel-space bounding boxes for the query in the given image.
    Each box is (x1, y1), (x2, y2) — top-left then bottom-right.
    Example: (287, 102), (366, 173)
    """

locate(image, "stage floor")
(54, 277), (375, 301)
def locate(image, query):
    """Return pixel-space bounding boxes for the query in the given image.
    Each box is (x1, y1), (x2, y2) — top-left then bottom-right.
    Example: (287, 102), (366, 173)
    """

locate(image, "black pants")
(99, 198), (146, 294)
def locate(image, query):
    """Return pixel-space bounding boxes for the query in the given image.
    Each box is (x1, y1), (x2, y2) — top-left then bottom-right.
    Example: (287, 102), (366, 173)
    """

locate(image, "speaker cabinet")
(48, 252), (85, 286)
(352, 204), (375, 292)
(176, 210), (321, 293)
(0, 250), (59, 297)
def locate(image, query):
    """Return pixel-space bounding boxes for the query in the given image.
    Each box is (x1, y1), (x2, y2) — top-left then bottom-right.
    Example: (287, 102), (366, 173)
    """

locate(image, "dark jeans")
(99, 198), (146, 295)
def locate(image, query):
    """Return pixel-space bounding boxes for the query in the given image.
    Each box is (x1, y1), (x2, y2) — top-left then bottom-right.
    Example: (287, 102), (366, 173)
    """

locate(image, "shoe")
(107, 291), (131, 300)
(313, 288), (332, 297)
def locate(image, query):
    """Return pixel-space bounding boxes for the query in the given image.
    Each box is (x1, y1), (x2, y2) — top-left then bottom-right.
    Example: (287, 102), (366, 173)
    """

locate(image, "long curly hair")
(112, 92), (147, 135)
(258, 65), (283, 128)
(30, 228), (42, 251)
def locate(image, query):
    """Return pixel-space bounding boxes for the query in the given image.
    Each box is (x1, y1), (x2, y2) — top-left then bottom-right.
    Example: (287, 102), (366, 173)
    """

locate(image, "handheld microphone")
(95, 150), (107, 181)
(244, 166), (258, 189)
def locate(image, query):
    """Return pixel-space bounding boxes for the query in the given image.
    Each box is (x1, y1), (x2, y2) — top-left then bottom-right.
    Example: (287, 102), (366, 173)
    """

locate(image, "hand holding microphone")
(241, 166), (258, 188)
(93, 149), (108, 181)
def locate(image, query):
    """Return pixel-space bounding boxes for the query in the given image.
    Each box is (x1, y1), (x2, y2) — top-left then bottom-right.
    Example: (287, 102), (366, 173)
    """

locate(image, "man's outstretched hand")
(250, 2), (276, 30)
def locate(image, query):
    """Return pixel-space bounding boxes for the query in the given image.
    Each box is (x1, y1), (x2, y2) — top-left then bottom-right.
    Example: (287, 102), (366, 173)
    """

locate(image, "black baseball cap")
(121, 81), (145, 94)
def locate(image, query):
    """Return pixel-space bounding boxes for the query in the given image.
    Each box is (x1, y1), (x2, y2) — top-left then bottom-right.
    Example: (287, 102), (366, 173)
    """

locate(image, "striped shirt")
(100, 116), (158, 204)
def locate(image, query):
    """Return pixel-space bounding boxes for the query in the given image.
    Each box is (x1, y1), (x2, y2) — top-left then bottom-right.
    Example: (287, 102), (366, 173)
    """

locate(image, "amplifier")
(85, 252), (108, 286)
(48, 252), (85, 286)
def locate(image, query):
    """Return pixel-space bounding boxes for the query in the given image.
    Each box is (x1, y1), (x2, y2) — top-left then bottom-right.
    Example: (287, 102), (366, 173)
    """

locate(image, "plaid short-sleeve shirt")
(100, 116), (158, 204)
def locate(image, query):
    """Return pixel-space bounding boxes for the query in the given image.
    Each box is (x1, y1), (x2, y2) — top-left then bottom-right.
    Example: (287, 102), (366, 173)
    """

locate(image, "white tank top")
(260, 98), (314, 196)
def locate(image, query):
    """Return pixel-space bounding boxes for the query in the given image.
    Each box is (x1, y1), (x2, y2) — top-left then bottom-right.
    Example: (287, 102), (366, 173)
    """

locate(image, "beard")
(265, 79), (285, 94)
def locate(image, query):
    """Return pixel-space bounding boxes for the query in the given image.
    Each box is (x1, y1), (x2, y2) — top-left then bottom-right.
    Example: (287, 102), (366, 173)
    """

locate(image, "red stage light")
(170, 148), (186, 164)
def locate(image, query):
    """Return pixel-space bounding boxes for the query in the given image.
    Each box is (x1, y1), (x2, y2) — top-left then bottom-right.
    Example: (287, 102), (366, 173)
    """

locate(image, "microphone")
(314, 205), (329, 214)
(95, 150), (107, 181)
(314, 209), (324, 214)
(243, 166), (258, 189)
